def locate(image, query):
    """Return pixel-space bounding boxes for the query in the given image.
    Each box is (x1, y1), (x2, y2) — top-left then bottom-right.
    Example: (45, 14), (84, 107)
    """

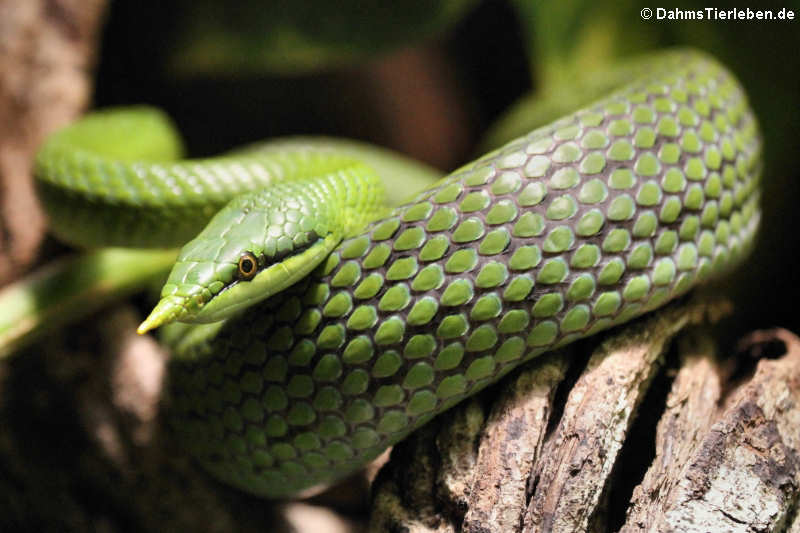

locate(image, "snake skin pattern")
(159, 50), (761, 497)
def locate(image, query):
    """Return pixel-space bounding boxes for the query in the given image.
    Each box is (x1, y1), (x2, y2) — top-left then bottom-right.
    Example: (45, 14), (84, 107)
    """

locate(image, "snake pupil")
(238, 253), (257, 280)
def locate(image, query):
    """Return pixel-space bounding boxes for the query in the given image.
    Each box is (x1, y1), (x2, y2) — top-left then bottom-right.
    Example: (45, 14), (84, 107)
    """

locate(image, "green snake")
(33, 49), (761, 498)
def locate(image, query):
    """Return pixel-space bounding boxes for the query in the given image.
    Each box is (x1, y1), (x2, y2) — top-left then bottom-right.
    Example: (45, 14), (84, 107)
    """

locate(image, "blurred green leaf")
(166, 0), (478, 76)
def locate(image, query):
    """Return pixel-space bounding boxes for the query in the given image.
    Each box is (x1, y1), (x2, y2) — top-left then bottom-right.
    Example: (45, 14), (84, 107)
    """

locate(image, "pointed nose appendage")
(137, 295), (191, 334)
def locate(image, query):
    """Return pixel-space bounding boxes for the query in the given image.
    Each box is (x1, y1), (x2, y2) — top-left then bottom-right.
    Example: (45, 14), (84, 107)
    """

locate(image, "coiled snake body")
(35, 50), (762, 497)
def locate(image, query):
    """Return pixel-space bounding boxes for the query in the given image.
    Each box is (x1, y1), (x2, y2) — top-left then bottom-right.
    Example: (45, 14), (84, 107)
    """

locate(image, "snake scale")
(34, 50), (761, 497)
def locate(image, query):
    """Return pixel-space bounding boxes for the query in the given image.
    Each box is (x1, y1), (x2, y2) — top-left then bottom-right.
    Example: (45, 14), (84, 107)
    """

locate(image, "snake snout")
(137, 295), (192, 334)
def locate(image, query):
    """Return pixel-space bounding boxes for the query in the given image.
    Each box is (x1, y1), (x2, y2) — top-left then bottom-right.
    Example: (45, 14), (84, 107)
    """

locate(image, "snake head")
(138, 184), (341, 334)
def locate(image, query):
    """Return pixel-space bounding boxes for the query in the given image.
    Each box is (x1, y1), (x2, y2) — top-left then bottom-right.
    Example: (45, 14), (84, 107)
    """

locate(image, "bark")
(622, 328), (800, 532)
(0, 0), (105, 284)
(371, 303), (800, 533)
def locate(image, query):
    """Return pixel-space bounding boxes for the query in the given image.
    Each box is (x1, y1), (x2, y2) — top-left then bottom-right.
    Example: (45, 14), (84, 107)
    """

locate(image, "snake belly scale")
(35, 50), (762, 497)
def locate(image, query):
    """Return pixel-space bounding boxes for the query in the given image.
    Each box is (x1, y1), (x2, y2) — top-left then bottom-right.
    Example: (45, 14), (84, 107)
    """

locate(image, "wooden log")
(622, 328), (800, 531)
(370, 304), (800, 533)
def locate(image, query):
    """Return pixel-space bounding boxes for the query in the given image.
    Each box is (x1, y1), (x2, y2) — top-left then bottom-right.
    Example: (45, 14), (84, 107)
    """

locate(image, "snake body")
(35, 50), (761, 497)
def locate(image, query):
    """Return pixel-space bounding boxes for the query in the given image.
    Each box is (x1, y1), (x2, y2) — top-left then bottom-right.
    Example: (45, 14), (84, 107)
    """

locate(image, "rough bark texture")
(621, 328), (800, 532)
(0, 0), (106, 284)
(371, 304), (800, 533)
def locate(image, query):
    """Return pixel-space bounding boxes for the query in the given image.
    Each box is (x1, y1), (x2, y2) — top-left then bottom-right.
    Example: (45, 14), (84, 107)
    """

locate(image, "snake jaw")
(137, 295), (191, 334)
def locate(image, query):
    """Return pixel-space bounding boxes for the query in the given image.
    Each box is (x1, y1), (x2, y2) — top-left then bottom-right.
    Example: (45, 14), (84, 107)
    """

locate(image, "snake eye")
(237, 252), (258, 280)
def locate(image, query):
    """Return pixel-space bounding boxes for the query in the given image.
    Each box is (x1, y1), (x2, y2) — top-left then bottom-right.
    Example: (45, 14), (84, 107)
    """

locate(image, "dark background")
(93, 0), (800, 335)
